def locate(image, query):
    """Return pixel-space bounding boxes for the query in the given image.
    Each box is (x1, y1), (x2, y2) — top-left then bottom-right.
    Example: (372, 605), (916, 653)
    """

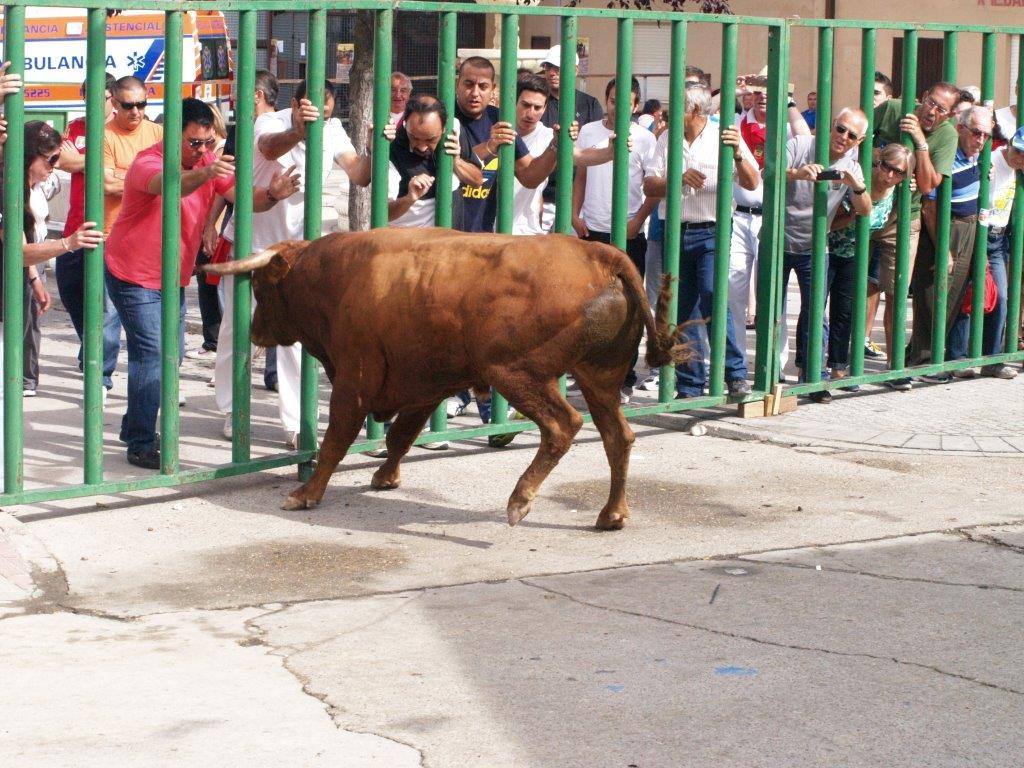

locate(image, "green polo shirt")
(873, 98), (958, 216)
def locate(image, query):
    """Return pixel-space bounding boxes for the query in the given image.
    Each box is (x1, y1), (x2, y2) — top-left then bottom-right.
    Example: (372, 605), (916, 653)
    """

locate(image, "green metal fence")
(2, 0), (1024, 508)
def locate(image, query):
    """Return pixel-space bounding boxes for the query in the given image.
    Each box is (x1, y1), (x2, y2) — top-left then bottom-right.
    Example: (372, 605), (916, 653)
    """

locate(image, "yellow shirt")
(103, 120), (163, 230)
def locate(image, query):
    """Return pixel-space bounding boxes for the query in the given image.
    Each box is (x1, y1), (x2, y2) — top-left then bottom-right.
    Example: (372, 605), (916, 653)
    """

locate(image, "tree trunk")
(347, 10), (374, 232)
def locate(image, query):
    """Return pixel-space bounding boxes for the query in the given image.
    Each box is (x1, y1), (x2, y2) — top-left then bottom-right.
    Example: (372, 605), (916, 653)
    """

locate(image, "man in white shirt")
(214, 78), (374, 447)
(390, 72), (412, 126)
(572, 76), (658, 401)
(511, 75), (557, 235)
(643, 83), (760, 399)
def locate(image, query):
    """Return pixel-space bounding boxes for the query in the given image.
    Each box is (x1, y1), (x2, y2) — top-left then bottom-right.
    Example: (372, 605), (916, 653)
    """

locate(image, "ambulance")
(0, 7), (234, 132)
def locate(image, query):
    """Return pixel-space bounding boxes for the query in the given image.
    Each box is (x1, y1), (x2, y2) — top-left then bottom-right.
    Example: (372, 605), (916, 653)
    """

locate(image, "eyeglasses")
(834, 123), (862, 141)
(965, 126), (992, 140)
(118, 100), (147, 111)
(186, 137), (218, 150)
(45, 153), (60, 168)
(921, 95), (952, 115)
(874, 159), (907, 177)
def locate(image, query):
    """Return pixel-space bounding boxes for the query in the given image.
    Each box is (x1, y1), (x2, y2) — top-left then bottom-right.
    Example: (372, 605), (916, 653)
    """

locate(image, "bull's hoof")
(507, 501), (533, 527)
(370, 471), (400, 491)
(595, 508), (628, 531)
(281, 495), (319, 511)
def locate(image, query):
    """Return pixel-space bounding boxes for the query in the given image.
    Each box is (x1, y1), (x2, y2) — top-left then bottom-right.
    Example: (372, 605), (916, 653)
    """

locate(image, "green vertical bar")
(491, 12), (519, 428)
(554, 15), (577, 235)
(1006, 34), (1024, 354)
(2, 4), (25, 492)
(610, 17), (633, 251)
(850, 28), (875, 378)
(299, 8), (326, 474)
(433, 12), (457, 230)
(495, 13), (518, 235)
(366, 7), (393, 443)
(82, 8), (107, 484)
(930, 31), (957, 365)
(232, 9), (256, 462)
(658, 19), (686, 404)
(160, 11), (183, 475)
(969, 32), (996, 359)
(709, 22), (738, 397)
(754, 21), (790, 393)
(430, 10), (457, 436)
(806, 25), (833, 384)
(891, 29), (918, 372)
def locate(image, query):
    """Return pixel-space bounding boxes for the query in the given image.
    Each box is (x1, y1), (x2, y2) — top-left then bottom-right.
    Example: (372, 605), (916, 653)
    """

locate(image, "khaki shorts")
(872, 215), (922, 296)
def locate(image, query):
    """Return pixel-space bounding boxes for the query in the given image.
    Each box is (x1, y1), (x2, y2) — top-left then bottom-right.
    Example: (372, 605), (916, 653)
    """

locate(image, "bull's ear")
(264, 253), (293, 285)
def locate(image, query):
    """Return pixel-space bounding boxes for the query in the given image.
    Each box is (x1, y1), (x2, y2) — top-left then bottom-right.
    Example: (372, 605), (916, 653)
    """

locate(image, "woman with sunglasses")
(826, 144), (916, 391)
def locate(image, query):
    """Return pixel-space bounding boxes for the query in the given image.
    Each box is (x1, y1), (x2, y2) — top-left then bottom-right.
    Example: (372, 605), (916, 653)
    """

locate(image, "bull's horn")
(201, 245), (283, 276)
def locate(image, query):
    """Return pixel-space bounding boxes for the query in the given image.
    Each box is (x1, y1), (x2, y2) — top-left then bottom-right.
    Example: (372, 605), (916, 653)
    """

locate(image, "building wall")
(506, 0), (1020, 122)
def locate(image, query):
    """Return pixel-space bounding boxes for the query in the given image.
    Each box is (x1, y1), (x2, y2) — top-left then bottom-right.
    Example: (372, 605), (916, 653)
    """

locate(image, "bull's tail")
(611, 251), (693, 368)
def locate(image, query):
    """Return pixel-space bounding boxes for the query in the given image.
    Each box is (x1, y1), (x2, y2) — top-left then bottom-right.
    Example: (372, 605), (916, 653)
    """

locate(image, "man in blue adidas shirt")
(923, 105), (993, 370)
(454, 56), (556, 234)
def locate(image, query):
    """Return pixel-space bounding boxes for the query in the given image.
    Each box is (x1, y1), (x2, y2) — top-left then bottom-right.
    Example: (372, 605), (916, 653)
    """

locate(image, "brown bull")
(205, 227), (688, 530)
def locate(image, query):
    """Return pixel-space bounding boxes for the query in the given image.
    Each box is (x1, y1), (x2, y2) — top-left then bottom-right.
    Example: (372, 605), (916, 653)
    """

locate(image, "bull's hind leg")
(283, 384), (366, 511)
(495, 375), (583, 526)
(370, 404), (438, 490)
(573, 363), (636, 530)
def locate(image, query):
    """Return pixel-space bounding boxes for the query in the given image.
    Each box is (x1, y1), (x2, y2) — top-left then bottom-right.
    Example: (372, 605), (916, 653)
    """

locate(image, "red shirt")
(62, 117), (87, 237)
(105, 143), (234, 289)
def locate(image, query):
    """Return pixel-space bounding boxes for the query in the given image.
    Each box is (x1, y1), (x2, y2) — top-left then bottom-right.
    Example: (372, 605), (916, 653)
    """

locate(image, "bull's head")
(202, 240), (309, 348)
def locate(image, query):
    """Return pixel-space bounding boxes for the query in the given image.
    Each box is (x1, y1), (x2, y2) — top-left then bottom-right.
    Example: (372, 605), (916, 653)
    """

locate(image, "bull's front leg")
(282, 385), (366, 510)
(370, 404), (438, 490)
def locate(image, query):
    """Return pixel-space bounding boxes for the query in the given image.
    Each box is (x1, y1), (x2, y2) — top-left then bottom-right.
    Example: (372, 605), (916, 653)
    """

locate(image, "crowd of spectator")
(2, 41), (1023, 470)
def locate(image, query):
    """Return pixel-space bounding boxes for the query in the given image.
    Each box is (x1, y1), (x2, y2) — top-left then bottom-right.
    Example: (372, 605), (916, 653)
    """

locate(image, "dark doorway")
(892, 37), (945, 99)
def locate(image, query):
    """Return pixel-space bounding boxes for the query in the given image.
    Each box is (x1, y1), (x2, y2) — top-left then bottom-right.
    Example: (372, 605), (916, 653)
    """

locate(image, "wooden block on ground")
(776, 394), (798, 414)
(736, 399), (768, 418)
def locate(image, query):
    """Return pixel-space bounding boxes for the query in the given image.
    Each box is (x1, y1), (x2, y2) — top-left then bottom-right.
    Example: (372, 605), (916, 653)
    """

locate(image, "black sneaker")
(884, 377), (913, 392)
(127, 447), (160, 470)
(727, 379), (751, 396)
(809, 388), (833, 404)
(863, 338), (883, 358)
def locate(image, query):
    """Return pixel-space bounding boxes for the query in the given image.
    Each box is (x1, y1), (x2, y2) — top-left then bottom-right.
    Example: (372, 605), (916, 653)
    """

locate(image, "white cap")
(541, 44), (579, 69)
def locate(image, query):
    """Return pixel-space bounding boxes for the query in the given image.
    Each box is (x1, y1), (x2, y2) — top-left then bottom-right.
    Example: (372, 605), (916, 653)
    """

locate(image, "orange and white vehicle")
(0, 8), (234, 126)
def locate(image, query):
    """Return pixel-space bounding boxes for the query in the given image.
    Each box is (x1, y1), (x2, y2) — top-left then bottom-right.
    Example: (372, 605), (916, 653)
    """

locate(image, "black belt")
(735, 205), (763, 216)
(681, 221), (716, 230)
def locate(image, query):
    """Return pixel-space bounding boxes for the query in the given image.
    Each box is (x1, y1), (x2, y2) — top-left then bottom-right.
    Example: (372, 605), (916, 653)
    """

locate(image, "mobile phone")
(816, 169), (842, 181)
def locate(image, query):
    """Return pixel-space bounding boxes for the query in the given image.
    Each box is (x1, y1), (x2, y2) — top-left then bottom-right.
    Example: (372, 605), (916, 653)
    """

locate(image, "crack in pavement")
(955, 529), (1024, 555)
(519, 580), (1024, 697)
(736, 553), (1024, 593)
(242, 605), (427, 767)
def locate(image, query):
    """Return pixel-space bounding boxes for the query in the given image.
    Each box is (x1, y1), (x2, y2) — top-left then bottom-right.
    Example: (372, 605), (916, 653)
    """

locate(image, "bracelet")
(265, 188), (278, 203)
(29, 275), (39, 284)
(852, 186), (867, 195)
(915, 143), (929, 152)
(61, 237), (70, 253)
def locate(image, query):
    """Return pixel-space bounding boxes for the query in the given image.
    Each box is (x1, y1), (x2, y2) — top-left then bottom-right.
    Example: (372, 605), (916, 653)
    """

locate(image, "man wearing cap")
(539, 44), (603, 232)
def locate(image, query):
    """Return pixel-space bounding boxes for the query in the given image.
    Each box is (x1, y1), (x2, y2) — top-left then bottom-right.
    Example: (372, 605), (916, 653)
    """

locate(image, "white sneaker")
(22, 388), (36, 398)
(619, 386), (632, 405)
(565, 375), (581, 392)
(185, 347), (214, 360)
(367, 446), (389, 458)
(445, 397), (467, 418)
(284, 430), (299, 450)
(638, 374), (660, 392)
(222, 414), (233, 441)
(179, 394), (186, 407)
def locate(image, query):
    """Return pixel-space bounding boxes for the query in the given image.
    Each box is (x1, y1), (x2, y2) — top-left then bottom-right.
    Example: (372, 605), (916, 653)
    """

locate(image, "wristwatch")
(852, 186), (867, 195)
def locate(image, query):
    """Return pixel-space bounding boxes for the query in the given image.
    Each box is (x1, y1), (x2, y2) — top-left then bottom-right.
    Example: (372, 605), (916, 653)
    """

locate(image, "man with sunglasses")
(873, 81), (959, 381)
(102, 76), (163, 236)
(54, 73), (122, 399)
(104, 98), (300, 470)
(781, 108), (871, 401)
(936, 107), (1009, 377)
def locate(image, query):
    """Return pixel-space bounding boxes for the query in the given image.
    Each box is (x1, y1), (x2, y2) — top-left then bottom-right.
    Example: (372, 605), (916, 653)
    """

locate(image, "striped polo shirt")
(949, 147), (981, 218)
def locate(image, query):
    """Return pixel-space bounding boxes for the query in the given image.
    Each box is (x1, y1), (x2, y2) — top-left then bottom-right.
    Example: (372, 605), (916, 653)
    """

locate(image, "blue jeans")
(675, 226), (748, 396)
(782, 251), (828, 379)
(55, 249), (121, 389)
(948, 229), (1009, 360)
(105, 271), (185, 453)
(826, 254), (857, 370)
